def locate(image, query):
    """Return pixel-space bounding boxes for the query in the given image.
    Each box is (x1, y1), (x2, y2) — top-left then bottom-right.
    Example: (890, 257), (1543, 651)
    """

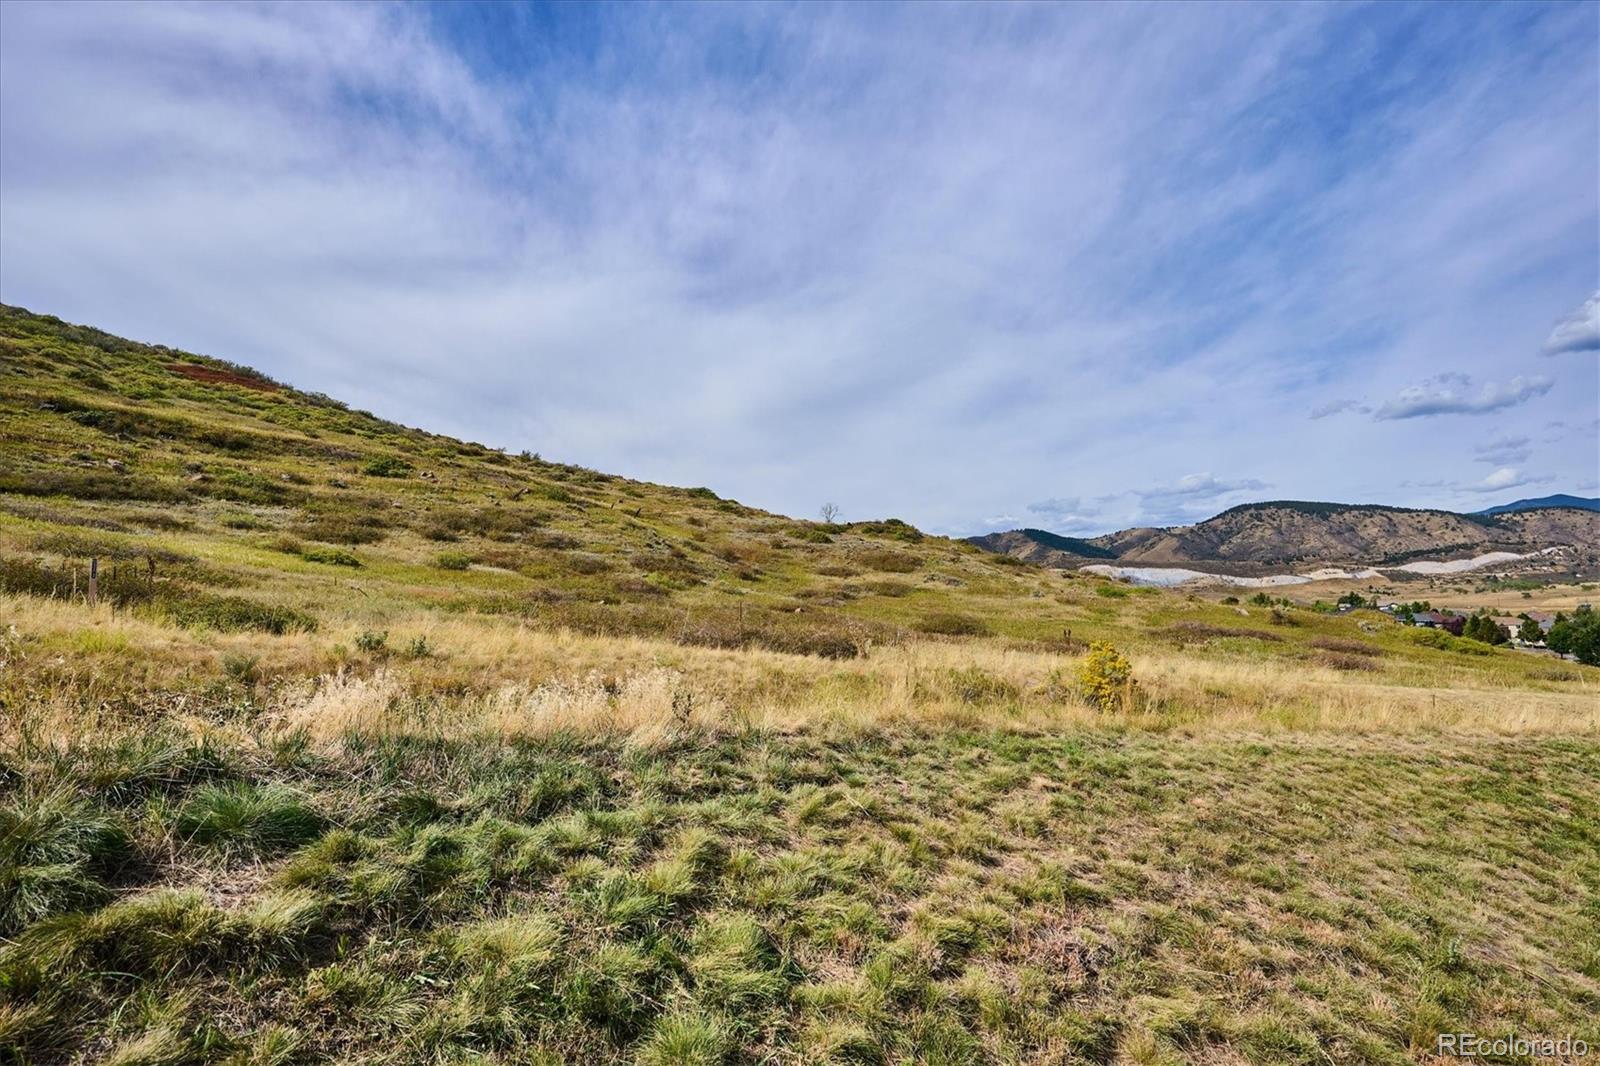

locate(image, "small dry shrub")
(946, 667), (1018, 705)
(1312, 651), (1379, 672)
(858, 549), (918, 573)
(1309, 637), (1382, 657)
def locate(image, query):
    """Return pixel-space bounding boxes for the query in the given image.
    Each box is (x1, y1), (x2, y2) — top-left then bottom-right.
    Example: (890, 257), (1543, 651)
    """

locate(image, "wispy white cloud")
(1135, 473), (1270, 502)
(1543, 290), (1600, 355)
(1466, 467), (1551, 494)
(1371, 375), (1553, 421)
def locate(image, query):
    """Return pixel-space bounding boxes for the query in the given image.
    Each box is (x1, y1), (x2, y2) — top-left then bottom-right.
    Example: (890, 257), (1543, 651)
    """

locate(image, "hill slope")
(0, 301), (1076, 654)
(973, 500), (1600, 573)
(1476, 493), (1600, 515)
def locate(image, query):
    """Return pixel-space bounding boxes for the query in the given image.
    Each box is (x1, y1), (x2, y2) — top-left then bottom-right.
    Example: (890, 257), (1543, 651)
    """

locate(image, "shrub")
(435, 551), (472, 571)
(361, 456), (412, 478)
(416, 506), (546, 542)
(355, 630), (389, 655)
(858, 549), (918, 573)
(917, 612), (989, 637)
(1309, 637), (1382, 656)
(290, 516), (386, 545)
(1407, 628), (1490, 655)
(852, 518), (924, 543)
(1095, 585), (1129, 599)
(946, 667), (1019, 704)
(301, 546), (361, 567)
(221, 654), (261, 686)
(0, 555), (161, 603)
(1078, 642), (1133, 711)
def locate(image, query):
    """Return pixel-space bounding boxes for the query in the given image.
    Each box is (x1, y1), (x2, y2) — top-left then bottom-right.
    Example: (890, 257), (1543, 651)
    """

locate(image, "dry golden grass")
(9, 591), (1592, 749)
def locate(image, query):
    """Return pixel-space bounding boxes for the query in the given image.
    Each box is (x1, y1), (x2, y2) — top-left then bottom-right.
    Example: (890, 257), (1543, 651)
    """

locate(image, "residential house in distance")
(1412, 611), (1465, 635)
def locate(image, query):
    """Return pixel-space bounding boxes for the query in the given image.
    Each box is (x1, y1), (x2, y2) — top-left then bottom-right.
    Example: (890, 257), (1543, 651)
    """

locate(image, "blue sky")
(1, 1), (1595, 535)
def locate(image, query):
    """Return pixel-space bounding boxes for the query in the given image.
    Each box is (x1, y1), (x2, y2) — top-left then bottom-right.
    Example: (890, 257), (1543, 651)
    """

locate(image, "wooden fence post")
(87, 557), (99, 608)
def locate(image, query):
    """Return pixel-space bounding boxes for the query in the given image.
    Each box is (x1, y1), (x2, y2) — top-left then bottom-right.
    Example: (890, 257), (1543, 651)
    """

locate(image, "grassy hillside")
(2, 303), (1598, 1064)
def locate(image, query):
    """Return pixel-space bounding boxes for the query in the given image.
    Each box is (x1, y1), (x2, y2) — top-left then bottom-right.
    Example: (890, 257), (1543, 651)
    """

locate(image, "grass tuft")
(174, 783), (324, 858)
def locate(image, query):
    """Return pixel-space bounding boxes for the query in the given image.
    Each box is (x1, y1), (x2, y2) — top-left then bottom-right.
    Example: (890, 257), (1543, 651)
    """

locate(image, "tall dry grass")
(5, 592), (1596, 746)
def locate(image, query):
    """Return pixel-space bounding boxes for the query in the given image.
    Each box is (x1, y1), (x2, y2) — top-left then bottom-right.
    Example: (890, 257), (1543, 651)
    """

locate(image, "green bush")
(301, 546), (361, 567)
(852, 518), (925, 543)
(355, 630), (389, 654)
(435, 551), (472, 571)
(361, 456), (412, 478)
(267, 534), (305, 555)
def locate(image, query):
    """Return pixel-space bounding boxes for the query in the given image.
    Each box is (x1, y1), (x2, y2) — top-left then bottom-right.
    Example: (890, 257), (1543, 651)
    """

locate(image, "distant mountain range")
(1473, 494), (1600, 515)
(970, 499), (1600, 574)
